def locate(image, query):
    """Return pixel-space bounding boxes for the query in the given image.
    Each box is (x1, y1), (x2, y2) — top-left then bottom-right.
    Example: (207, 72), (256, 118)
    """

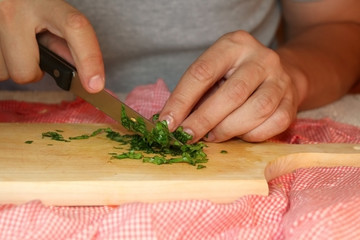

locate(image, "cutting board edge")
(264, 152), (360, 182)
(0, 179), (269, 206)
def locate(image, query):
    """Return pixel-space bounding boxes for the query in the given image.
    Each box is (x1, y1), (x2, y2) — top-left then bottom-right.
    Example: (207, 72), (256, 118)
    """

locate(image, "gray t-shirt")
(1, 0), (280, 92)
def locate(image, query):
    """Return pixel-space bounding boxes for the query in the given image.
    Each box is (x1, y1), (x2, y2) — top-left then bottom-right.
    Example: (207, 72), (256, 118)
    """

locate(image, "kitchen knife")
(38, 43), (175, 142)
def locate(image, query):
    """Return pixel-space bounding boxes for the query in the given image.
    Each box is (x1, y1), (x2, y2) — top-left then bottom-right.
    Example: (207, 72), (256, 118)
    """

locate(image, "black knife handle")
(38, 43), (76, 91)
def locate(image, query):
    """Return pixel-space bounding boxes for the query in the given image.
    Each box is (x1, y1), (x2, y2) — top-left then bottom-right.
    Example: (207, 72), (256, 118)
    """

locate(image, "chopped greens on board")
(40, 105), (208, 168)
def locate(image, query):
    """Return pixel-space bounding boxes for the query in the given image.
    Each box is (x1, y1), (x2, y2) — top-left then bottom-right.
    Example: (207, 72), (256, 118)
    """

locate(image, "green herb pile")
(41, 105), (208, 169)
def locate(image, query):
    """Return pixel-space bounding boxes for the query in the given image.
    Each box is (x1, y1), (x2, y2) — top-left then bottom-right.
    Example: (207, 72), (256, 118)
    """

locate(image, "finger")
(39, 2), (105, 93)
(180, 60), (269, 142)
(37, 31), (74, 65)
(159, 31), (255, 131)
(204, 76), (287, 142)
(0, 11), (43, 84)
(241, 92), (297, 142)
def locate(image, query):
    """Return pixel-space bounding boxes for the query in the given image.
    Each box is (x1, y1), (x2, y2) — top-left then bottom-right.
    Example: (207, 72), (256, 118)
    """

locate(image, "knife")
(38, 43), (175, 142)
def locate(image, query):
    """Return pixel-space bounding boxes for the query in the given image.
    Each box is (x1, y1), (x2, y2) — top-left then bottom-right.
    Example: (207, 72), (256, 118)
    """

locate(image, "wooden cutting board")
(0, 123), (359, 206)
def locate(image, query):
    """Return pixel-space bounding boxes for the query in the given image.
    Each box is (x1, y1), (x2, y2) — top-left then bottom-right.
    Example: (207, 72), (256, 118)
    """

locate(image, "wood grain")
(0, 123), (359, 206)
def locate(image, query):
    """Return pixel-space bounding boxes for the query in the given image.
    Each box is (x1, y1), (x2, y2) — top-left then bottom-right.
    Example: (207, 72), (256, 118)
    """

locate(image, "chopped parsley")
(25, 140), (33, 144)
(197, 164), (206, 169)
(39, 105), (208, 169)
(69, 134), (90, 140)
(119, 105), (207, 168)
(42, 131), (70, 142)
(112, 150), (143, 160)
(220, 150), (228, 154)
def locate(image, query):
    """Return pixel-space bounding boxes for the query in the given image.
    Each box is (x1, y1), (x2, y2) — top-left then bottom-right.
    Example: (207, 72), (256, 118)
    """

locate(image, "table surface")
(1, 90), (359, 127)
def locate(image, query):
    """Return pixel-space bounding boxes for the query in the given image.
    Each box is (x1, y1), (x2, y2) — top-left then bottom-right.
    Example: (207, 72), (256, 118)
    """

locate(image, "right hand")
(0, 0), (105, 93)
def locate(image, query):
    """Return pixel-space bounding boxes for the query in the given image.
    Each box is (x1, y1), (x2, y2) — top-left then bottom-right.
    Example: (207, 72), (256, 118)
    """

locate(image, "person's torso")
(1, 0), (280, 92)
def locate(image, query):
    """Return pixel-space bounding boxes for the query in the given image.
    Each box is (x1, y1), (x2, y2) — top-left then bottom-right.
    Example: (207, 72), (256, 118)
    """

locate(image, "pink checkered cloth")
(1, 79), (360, 239)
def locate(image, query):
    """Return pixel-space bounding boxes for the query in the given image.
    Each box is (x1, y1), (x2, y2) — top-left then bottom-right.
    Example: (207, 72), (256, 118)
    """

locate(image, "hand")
(159, 31), (300, 143)
(0, 0), (104, 93)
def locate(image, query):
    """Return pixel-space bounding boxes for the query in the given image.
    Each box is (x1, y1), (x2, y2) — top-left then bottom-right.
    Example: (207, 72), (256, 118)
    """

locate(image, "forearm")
(276, 22), (360, 110)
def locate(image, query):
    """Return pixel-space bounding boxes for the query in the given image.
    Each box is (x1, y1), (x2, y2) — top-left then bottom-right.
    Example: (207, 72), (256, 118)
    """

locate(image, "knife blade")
(37, 43), (172, 141)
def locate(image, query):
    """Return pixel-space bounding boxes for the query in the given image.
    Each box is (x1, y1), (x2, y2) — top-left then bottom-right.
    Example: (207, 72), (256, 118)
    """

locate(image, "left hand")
(159, 30), (300, 143)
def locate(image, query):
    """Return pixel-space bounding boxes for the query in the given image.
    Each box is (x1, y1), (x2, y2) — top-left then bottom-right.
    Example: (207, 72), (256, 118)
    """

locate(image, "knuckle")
(80, 53), (103, 69)
(253, 93), (277, 116)
(192, 114), (214, 134)
(221, 31), (255, 47)
(248, 61), (267, 82)
(65, 10), (91, 30)
(188, 60), (215, 84)
(170, 92), (189, 109)
(274, 109), (293, 130)
(10, 67), (42, 84)
(224, 79), (250, 102)
(253, 61), (267, 76)
(215, 125), (234, 142)
(263, 49), (281, 67)
(222, 31), (252, 43)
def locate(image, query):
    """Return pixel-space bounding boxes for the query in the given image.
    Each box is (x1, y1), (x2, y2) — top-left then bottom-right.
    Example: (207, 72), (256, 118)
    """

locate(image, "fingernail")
(204, 131), (215, 142)
(161, 115), (175, 130)
(88, 75), (104, 91)
(183, 127), (195, 139)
